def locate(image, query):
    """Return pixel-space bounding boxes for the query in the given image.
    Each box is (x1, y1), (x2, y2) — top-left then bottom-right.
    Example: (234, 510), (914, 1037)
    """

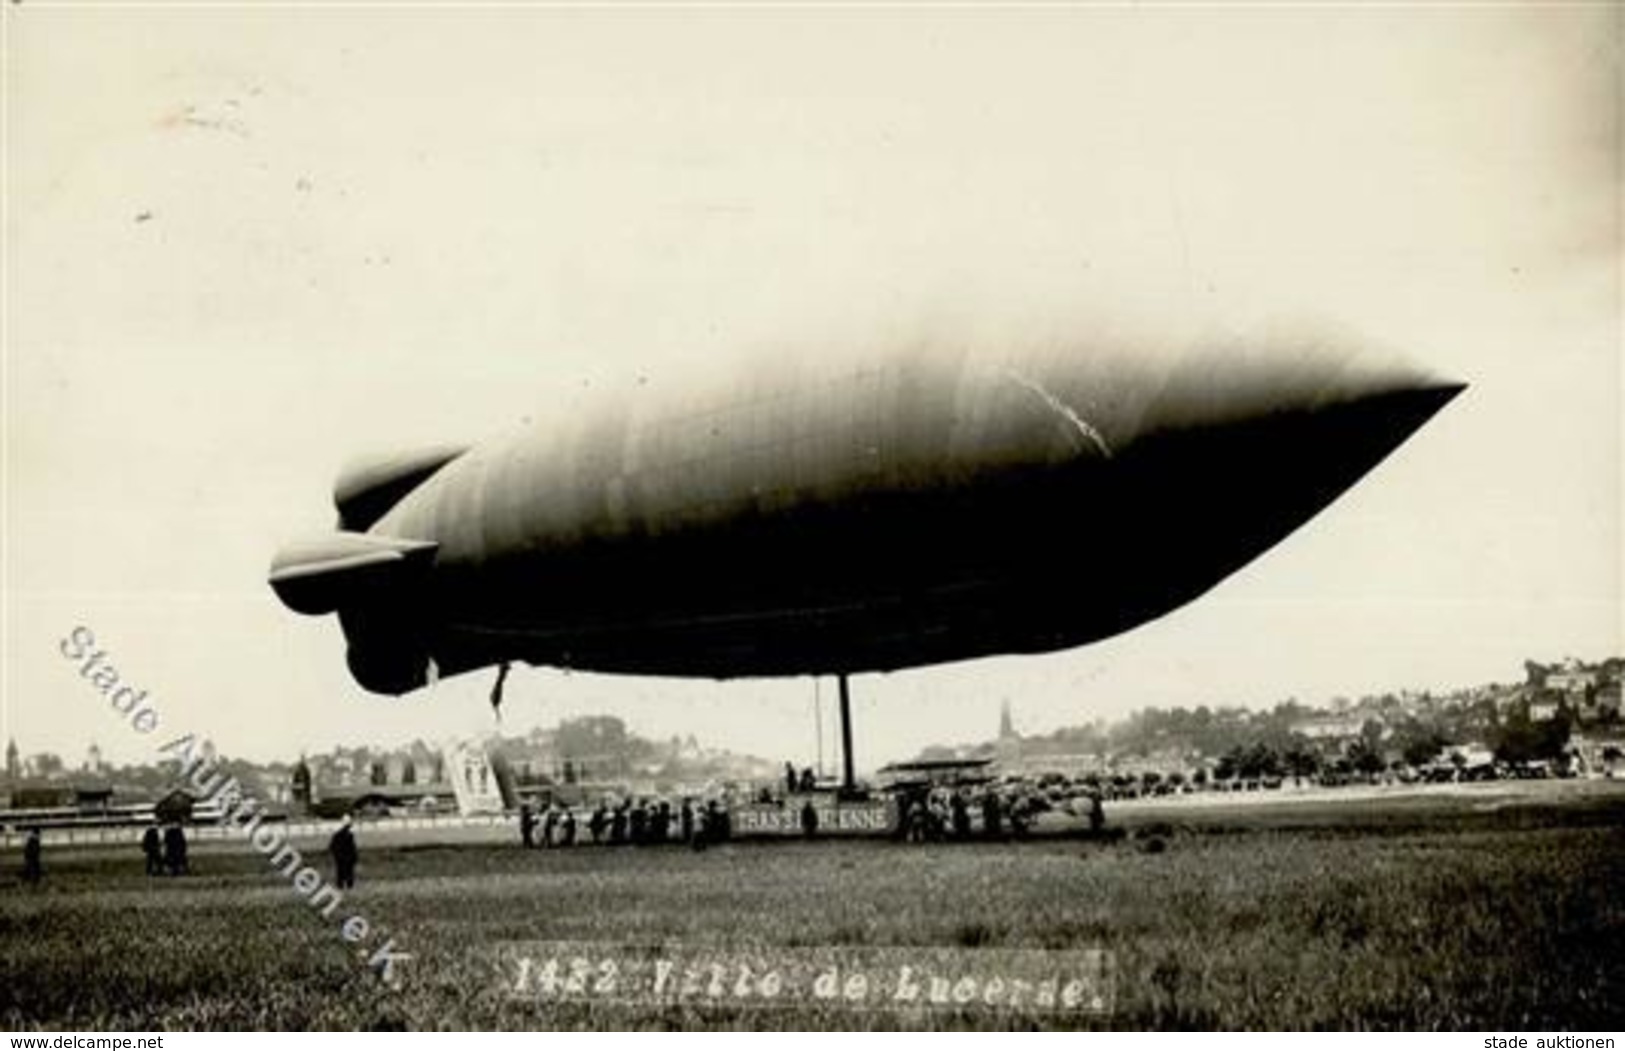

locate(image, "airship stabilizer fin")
(333, 444), (468, 531)
(268, 532), (438, 616)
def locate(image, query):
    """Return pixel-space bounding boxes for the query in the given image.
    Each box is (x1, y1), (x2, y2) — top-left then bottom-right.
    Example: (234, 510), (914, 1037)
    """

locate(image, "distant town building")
(1544, 658), (1597, 695)
(1528, 698), (1562, 722)
(291, 758), (313, 805)
(1569, 731), (1625, 778)
(1595, 682), (1622, 721)
(154, 789), (196, 825)
(1292, 714), (1367, 741)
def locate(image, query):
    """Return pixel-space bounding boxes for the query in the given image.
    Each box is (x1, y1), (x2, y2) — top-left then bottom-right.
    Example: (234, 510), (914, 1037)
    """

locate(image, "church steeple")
(995, 700), (1022, 768)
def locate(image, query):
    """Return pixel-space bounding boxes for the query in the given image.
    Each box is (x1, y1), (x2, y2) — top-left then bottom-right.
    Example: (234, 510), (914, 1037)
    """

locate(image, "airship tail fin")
(268, 532), (438, 615)
(333, 444), (469, 531)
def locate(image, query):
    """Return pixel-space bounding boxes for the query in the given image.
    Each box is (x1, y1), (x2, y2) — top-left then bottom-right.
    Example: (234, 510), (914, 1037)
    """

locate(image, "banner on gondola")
(731, 798), (896, 837)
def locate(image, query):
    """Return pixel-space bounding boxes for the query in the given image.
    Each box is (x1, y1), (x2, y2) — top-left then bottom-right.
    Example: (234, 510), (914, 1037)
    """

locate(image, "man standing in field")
(519, 803), (537, 849)
(141, 822), (163, 876)
(329, 817), (359, 889)
(21, 827), (42, 884)
(163, 823), (189, 876)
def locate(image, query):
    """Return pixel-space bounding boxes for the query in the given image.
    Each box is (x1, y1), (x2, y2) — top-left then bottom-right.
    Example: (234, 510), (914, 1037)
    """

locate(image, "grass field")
(2, 782), (1622, 1030)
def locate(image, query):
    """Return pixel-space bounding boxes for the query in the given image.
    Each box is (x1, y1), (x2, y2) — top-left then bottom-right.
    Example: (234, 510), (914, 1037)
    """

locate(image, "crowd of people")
(510, 777), (1109, 851)
(897, 782), (1105, 842)
(517, 796), (735, 851)
(13, 775), (1110, 887)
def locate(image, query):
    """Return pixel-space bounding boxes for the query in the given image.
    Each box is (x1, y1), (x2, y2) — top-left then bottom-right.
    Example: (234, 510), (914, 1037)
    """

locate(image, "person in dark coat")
(610, 803), (628, 845)
(630, 800), (648, 845)
(1008, 794), (1031, 839)
(588, 805), (607, 845)
(800, 798), (819, 839)
(21, 828), (42, 884)
(951, 792), (972, 839)
(981, 791), (1003, 840)
(329, 819), (358, 889)
(163, 823), (189, 876)
(929, 794), (950, 842)
(519, 804), (537, 849)
(680, 800), (695, 844)
(559, 808), (577, 846)
(141, 823), (164, 876)
(691, 804), (710, 852)
(906, 798), (929, 843)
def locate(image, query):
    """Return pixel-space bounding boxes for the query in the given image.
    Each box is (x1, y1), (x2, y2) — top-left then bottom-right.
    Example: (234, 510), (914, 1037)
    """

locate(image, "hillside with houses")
(918, 656), (1624, 793)
(1, 714), (782, 822)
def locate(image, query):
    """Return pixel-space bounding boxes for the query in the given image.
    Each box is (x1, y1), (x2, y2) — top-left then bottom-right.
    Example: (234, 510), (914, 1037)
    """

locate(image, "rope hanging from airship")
(490, 660), (511, 721)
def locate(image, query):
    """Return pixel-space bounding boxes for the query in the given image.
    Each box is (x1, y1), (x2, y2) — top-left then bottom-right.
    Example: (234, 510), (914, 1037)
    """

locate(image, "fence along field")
(1, 783), (1622, 1030)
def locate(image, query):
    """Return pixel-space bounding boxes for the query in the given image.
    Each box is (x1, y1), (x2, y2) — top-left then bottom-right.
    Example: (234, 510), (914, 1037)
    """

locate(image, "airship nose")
(1059, 373), (1466, 635)
(1232, 376), (1466, 527)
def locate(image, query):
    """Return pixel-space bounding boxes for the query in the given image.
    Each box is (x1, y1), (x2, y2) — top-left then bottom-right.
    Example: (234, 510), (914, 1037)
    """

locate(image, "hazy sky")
(4, 4), (1619, 772)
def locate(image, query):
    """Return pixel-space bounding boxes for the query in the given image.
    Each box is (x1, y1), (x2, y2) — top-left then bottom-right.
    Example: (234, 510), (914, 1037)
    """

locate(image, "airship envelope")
(271, 324), (1463, 695)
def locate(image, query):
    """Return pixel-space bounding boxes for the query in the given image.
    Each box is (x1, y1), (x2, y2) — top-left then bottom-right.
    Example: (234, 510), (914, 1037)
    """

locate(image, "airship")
(270, 324), (1461, 784)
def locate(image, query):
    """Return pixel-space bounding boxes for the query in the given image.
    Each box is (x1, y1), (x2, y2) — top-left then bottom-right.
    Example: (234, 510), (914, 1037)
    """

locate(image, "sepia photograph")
(2, 0), (1621, 1035)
